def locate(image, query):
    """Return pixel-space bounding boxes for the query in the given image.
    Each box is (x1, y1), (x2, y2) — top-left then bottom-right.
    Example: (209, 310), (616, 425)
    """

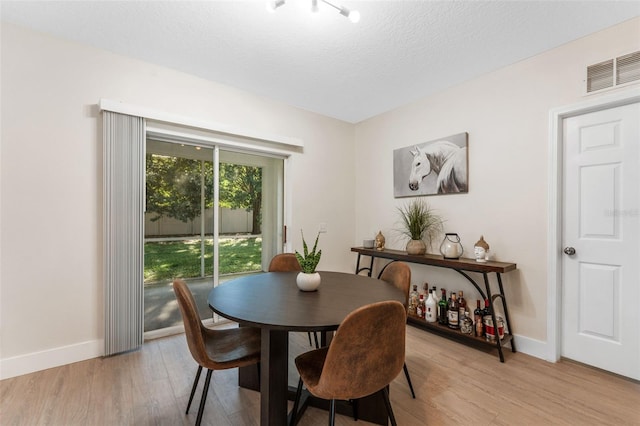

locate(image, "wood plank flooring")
(2, 324), (639, 425)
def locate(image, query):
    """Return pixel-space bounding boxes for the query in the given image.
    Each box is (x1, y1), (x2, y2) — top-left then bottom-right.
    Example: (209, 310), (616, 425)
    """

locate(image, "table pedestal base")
(239, 329), (389, 425)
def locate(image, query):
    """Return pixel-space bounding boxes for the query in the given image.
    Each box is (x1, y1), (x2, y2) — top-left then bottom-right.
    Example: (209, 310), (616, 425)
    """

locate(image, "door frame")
(546, 87), (640, 362)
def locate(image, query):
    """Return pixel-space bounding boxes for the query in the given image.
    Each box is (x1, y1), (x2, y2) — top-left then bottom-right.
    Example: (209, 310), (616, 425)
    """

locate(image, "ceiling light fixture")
(266, 0), (360, 23)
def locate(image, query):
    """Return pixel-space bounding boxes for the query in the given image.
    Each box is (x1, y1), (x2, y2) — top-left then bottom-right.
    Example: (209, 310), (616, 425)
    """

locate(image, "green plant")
(397, 198), (444, 247)
(295, 230), (322, 273)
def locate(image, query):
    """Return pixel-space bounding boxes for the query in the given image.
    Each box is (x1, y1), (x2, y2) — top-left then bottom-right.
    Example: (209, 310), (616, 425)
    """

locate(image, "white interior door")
(561, 101), (640, 380)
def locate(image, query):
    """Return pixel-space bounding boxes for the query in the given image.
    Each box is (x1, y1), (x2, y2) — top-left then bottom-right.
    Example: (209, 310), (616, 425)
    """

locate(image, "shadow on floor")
(144, 274), (260, 332)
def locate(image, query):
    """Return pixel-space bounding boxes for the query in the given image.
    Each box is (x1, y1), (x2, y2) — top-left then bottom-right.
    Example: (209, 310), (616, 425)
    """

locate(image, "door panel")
(580, 164), (619, 238)
(562, 101), (639, 380)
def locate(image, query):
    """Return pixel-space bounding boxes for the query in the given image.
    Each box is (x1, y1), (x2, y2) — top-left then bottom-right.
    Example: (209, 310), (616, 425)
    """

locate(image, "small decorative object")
(295, 230), (322, 291)
(474, 235), (490, 263)
(363, 239), (375, 249)
(374, 231), (386, 251)
(440, 233), (463, 259)
(397, 198), (444, 255)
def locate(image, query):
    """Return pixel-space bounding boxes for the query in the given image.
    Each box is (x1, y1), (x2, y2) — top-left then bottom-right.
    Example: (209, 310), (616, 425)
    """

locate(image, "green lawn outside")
(144, 236), (262, 283)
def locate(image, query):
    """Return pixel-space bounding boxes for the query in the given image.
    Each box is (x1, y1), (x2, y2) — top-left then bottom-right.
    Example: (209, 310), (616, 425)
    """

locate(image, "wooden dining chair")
(268, 253), (319, 348)
(173, 279), (261, 426)
(379, 261), (416, 398)
(289, 300), (406, 426)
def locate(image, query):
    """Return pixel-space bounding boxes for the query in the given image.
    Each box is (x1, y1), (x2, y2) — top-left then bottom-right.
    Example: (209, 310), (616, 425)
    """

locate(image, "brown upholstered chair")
(289, 300), (406, 426)
(379, 261), (416, 398)
(173, 279), (261, 426)
(268, 253), (319, 348)
(268, 252), (302, 272)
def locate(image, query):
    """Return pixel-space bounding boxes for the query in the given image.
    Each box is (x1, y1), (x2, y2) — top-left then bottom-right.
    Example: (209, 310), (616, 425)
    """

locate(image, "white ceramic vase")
(296, 272), (321, 291)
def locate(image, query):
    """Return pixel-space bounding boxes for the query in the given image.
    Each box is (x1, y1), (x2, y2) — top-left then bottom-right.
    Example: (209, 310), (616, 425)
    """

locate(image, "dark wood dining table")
(207, 270), (406, 426)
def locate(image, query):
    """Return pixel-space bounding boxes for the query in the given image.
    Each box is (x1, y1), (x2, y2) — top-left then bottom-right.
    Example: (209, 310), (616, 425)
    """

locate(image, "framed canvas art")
(393, 132), (468, 197)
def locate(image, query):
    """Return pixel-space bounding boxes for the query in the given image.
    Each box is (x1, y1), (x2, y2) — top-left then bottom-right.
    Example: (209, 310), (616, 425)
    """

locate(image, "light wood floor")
(2, 324), (639, 426)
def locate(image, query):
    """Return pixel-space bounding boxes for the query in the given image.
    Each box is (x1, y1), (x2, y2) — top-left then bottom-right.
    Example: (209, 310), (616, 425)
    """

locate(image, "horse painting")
(408, 141), (468, 194)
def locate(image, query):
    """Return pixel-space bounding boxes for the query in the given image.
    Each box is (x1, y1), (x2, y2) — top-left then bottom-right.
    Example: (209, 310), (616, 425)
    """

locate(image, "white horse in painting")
(408, 141), (467, 193)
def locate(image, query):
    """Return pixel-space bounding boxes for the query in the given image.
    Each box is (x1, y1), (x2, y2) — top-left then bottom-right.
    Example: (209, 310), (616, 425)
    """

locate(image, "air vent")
(586, 51), (640, 93)
(616, 51), (640, 85)
(587, 59), (614, 92)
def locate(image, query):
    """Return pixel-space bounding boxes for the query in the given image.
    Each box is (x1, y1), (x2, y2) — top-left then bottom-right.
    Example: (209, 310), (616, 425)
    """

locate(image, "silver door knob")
(564, 247), (576, 256)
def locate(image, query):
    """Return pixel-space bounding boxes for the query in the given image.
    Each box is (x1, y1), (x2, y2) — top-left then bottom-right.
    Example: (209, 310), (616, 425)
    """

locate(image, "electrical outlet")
(319, 222), (327, 233)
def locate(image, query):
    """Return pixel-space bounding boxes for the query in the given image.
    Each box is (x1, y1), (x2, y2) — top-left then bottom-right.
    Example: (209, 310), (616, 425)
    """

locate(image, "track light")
(322, 0), (360, 23)
(266, 0), (360, 23)
(266, 0), (285, 13)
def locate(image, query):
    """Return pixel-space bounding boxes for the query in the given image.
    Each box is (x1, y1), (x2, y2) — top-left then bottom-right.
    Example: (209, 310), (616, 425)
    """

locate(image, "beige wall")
(0, 23), (355, 376)
(353, 17), (640, 350)
(1, 17), (639, 378)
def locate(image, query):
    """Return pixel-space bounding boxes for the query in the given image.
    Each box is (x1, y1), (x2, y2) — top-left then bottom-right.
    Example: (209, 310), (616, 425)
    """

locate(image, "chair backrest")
(379, 262), (411, 309)
(173, 279), (210, 367)
(313, 300), (406, 400)
(268, 253), (302, 272)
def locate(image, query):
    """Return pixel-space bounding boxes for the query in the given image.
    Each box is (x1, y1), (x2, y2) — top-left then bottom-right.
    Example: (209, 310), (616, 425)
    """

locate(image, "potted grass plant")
(397, 198), (444, 255)
(294, 230), (322, 291)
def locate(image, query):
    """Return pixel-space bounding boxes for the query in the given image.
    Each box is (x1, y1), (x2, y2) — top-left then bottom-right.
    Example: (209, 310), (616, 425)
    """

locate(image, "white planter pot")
(296, 272), (321, 291)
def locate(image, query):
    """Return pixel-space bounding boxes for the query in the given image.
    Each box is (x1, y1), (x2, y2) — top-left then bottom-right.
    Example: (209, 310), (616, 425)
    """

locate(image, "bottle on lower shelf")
(447, 291), (459, 329)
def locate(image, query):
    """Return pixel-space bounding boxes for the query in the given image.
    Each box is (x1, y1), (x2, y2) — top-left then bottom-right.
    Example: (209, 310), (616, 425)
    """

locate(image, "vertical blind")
(103, 111), (145, 356)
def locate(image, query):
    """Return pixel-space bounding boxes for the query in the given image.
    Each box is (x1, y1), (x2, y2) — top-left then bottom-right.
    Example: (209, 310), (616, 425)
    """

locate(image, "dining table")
(207, 270), (406, 426)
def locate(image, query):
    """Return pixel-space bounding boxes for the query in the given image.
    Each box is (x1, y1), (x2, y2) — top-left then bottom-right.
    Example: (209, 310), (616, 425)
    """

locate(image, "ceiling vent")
(587, 51), (640, 93)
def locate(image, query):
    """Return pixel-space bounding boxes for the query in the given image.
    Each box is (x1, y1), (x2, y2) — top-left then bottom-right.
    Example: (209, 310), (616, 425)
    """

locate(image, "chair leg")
(381, 387), (398, 426)
(313, 332), (320, 349)
(186, 366), (203, 414)
(328, 399), (336, 426)
(403, 362), (416, 398)
(351, 398), (359, 421)
(195, 369), (213, 426)
(289, 377), (304, 426)
(307, 332), (313, 347)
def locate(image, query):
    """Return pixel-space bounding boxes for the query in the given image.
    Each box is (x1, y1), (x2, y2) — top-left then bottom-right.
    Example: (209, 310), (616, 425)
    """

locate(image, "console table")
(351, 247), (517, 362)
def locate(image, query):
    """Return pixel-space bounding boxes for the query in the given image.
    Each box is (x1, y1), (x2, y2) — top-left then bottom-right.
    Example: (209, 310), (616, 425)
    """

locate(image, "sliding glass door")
(143, 140), (284, 332)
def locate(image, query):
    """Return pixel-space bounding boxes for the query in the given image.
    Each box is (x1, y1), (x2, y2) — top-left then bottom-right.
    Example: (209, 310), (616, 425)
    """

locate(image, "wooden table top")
(208, 271), (405, 332)
(351, 247), (517, 274)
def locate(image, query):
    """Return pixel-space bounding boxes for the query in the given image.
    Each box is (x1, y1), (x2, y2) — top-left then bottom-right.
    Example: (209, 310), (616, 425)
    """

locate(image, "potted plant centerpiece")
(397, 198), (444, 255)
(295, 230), (322, 291)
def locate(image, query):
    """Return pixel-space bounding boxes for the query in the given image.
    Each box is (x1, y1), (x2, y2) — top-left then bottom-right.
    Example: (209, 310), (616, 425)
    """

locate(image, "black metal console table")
(351, 247), (518, 362)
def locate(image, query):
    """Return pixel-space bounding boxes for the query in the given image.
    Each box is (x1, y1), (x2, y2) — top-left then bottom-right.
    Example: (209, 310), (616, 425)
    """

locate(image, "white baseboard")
(0, 319), (221, 380)
(512, 333), (549, 361)
(0, 339), (103, 380)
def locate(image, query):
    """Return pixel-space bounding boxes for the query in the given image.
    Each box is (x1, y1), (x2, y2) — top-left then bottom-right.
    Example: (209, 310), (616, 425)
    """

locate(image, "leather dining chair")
(268, 253), (319, 348)
(289, 300), (406, 426)
(379, 261), (416, 399)
(173, 279), (261, 426)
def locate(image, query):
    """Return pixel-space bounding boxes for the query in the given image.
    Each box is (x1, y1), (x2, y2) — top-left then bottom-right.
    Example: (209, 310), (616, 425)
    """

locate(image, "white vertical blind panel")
(103, 111), (145, 356)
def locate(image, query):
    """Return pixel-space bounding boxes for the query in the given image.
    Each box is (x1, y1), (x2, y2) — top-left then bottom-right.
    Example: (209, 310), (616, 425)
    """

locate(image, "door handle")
(563, 247), (576, 256)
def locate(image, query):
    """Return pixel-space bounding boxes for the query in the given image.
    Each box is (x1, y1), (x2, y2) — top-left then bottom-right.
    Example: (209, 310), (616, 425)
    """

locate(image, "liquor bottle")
(447, 292), (459, 329)
(460, 310), (474, 334)
(483, 298), (492, 318)
(482, 298), (495, 342)
(417, 294), (425, 319)
(438, 288), (448, 325)
(408, 285), (419, 316)
(432, 286), (438, 316)
(457, 290), (466, 319)
(425, 290), (437, 323)
(474, 300), (483, 337)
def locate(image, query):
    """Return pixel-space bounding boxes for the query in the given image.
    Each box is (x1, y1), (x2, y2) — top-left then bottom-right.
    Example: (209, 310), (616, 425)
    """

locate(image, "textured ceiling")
(2, 1), (639, 123)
